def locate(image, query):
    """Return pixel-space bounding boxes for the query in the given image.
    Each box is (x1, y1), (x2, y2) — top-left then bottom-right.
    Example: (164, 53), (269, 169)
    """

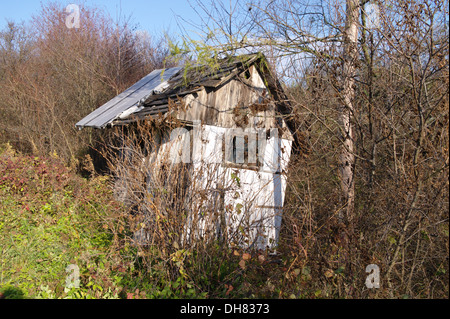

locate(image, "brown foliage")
(0, 2), (174, 162)
(277, 0), (449, 298)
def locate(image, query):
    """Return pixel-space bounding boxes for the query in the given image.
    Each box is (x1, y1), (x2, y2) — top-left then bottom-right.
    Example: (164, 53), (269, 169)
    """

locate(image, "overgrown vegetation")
(0, 143), (322, 299)
(0, 143), (212, 299)
(0, 143), (125, 298)
(175, 0), (449, 298)
(0, 2), (174, 162)
(0, 0), (448, 299)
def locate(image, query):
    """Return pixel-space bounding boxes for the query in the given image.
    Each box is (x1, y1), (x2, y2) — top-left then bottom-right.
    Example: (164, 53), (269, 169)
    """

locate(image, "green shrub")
(0, 146), (128, 298)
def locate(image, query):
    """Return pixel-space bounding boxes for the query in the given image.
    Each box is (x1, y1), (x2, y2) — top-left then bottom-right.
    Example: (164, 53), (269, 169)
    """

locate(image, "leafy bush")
(0, 144), (126, 298)
(0, 143), (214, 299)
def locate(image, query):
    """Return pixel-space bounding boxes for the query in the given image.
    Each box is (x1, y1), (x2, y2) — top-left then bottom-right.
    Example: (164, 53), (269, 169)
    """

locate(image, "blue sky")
(0, 0), (202, 38)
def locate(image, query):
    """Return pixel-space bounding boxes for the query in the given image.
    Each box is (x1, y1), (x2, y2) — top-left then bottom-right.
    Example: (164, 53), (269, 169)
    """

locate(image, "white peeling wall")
(188, 124), (292, 250)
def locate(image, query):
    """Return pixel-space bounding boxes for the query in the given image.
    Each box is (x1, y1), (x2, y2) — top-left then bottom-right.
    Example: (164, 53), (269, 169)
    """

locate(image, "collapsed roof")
(76, 53), (293, 130)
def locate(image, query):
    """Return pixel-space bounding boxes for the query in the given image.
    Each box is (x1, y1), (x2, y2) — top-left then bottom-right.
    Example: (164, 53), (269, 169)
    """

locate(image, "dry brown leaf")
(242, 253), (251, 260)
(324, 269), (334, 278)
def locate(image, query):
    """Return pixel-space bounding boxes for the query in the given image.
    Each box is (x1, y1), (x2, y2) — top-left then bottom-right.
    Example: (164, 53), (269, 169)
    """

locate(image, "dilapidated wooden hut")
(76, 53), (296, 250)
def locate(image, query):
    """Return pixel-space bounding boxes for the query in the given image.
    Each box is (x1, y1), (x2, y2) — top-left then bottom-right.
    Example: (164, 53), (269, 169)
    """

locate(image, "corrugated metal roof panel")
(76, 67), (181, 128)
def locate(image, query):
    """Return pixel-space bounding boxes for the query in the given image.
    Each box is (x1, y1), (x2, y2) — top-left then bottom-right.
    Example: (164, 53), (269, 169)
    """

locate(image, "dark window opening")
(225, 133), (260, 168)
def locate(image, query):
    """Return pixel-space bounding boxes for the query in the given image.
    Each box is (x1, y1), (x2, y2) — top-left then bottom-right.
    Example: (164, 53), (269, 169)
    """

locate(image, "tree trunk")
(339, 0), (359, 222)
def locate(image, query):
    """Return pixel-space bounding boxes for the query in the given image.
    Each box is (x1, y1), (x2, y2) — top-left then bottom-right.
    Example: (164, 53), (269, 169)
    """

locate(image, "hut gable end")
(175, 65), (274, 129)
